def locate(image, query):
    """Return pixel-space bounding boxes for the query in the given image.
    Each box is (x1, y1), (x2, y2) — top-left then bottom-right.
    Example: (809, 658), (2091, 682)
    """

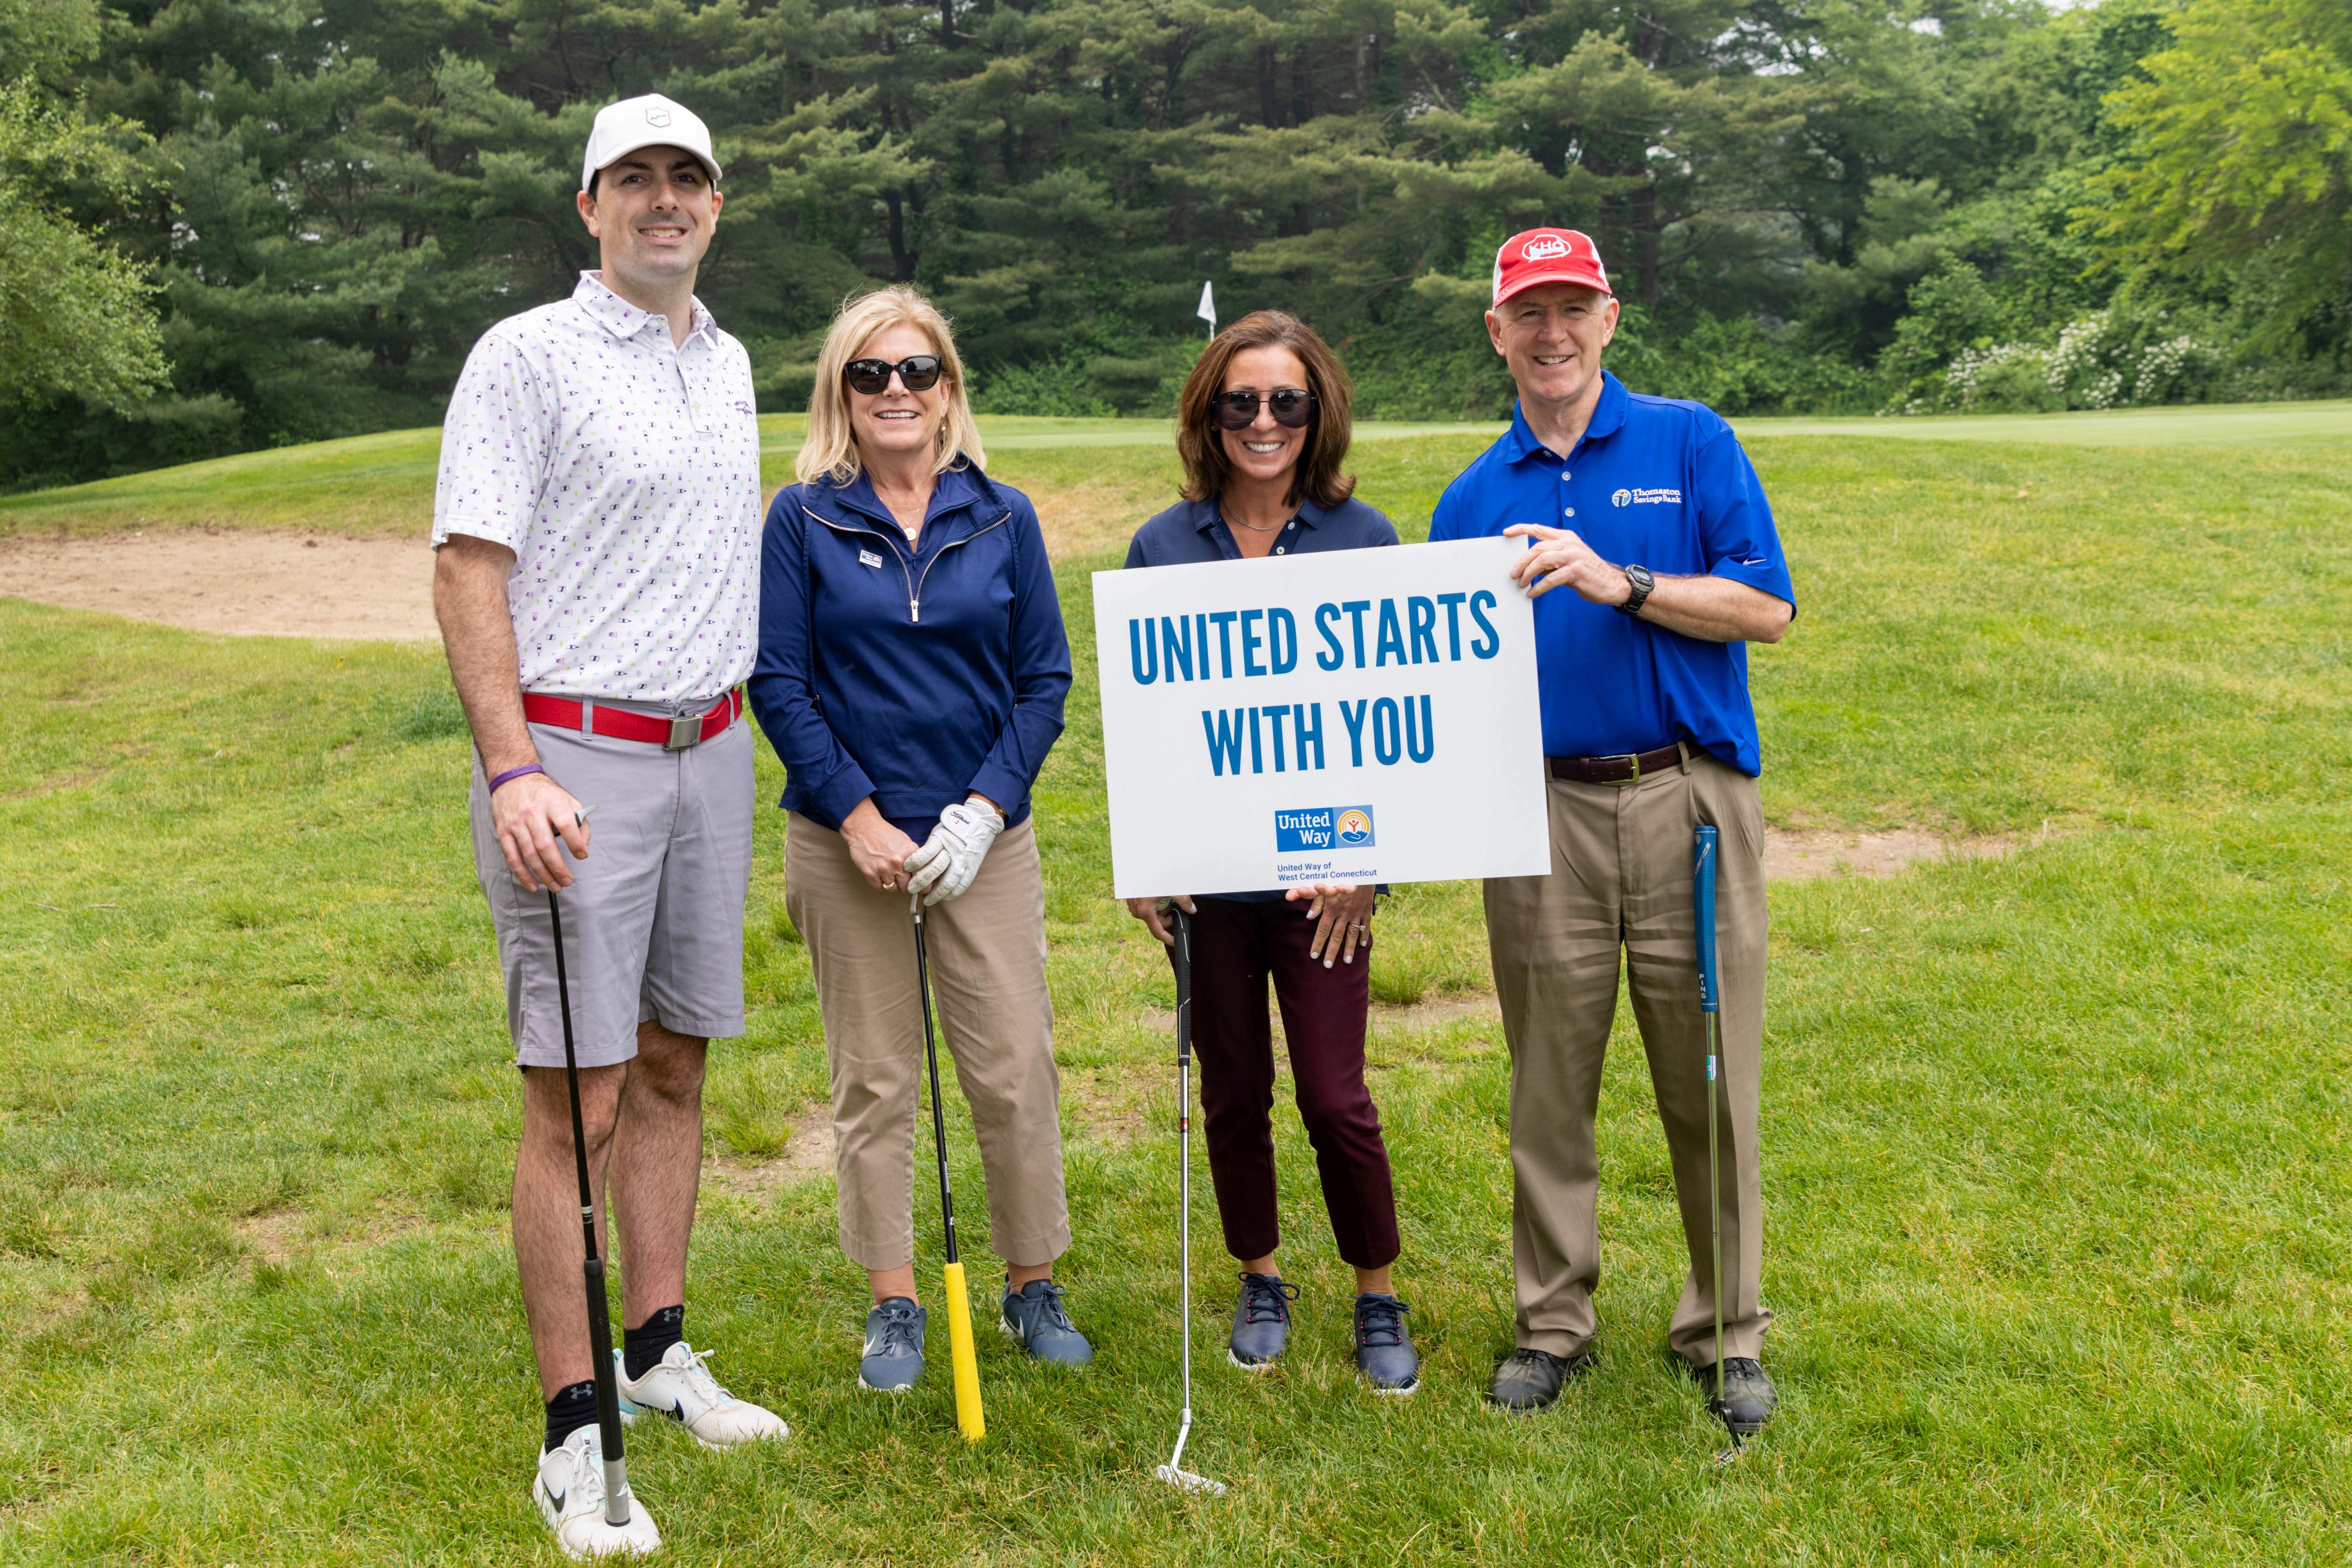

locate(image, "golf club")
(1693, 825), (1741, 1465)
(911, 896), (986, 1442)
(545, 887), (634, 1525)
(1154, 905), (1225, 1496)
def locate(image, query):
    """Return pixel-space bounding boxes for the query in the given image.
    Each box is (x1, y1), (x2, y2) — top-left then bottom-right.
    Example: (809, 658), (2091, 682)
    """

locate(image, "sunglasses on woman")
(843, 355), (943, 395)
(1212, 387), (1316, 431)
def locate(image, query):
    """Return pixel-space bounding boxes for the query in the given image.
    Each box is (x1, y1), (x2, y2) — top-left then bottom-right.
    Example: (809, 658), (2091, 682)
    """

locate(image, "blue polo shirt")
(1427, 373), (1794, 775)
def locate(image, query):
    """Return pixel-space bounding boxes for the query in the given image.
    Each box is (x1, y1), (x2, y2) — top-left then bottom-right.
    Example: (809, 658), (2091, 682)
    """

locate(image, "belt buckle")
(664, 713), (701, 751)
(1604, 751), (1639, 782)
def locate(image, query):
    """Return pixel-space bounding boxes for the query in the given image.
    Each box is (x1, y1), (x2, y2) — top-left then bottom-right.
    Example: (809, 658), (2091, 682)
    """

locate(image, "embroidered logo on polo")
(1612, 488), (1682, 507)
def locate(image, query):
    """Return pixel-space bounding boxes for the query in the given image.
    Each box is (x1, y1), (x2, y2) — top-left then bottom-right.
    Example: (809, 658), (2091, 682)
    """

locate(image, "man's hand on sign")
(844, 797), (924, 894)
(491, 769), (589, 893)
(1503, 522), (1631, 606)
(1286, 882), (1376, 968)
(1125, 894), (1198, 948)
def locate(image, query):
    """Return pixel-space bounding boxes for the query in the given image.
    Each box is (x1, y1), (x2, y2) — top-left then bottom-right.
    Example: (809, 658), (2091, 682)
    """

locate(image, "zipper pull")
(911, 598), (920, 624)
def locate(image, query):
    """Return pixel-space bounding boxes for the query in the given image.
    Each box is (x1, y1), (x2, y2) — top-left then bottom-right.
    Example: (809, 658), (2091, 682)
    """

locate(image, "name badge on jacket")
(858, 549), (883, 569)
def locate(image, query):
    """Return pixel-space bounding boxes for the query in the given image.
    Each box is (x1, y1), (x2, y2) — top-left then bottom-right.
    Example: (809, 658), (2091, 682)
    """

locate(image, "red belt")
(522, 688), (744, 751)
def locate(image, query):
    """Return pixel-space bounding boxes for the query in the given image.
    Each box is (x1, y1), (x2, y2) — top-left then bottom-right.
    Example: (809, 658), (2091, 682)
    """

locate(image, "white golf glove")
(904, 799), (1004, 906)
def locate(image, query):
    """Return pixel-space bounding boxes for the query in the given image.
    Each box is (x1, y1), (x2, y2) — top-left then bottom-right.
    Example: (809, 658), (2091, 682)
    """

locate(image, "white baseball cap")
(581, 94), (721, 193)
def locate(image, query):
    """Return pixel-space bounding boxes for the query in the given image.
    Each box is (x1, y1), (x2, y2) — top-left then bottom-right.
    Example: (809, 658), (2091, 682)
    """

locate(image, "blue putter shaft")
(1692, 823), (1734, 1451)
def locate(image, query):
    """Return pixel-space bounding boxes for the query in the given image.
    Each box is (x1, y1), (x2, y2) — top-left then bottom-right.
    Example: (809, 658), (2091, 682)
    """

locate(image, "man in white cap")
(432, 93), (785, 1559)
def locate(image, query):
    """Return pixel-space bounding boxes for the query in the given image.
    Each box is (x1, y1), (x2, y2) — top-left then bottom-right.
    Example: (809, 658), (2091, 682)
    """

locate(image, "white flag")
(1196, 280), (1216, 331)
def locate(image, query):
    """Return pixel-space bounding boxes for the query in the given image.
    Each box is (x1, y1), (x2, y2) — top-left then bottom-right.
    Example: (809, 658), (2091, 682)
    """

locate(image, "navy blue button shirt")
(749, 462), (1070, 840)
(1428, 373), (1794, 775)
(1124, 492), (1399, 567)
(1126, 492), (1398, 901)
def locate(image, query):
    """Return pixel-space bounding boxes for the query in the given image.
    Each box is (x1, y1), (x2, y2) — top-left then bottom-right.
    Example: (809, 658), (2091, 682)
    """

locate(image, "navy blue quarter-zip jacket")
(748, 462), (1071, 837)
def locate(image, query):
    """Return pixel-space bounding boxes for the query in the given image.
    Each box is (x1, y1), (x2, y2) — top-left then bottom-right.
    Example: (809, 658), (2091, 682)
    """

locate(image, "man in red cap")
(1430, 229), (1796, 1427)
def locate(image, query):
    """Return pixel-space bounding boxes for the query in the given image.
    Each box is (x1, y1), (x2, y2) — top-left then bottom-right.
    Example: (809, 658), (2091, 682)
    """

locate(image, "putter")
(912, 896), (986, 1442)
(1154, 906), (1225, 1496)
(1693, 825), (1741, 1465)
(545, 888), (634, 1525)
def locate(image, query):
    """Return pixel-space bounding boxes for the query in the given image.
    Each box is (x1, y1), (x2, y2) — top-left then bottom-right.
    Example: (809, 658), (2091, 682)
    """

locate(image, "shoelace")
(870, 1303), (923, 1360)
(1355, 1294), (1410, 1349)
(1504, 1347), (1559, 1375)
(672, 1344), (738, 1406)
(1019, 1280), (1077, 1333)
(1239, 1273), (1300, 1324)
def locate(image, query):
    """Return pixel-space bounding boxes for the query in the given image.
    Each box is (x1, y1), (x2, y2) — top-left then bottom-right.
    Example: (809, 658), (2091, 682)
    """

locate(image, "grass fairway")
(2, 426), (2350, 1564)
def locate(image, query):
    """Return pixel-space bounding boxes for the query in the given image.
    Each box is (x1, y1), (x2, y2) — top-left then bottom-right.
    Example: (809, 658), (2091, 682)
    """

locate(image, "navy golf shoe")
(1000, 1278), (1094, 1365)
(858, 1297), (925, 1392)
(1353, 1293), (1420, 1395)
(1228, 1272), (1299, 1369)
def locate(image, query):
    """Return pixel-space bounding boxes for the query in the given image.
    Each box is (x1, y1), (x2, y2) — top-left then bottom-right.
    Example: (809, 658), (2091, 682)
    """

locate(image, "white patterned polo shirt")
(432, 272), (761, 702)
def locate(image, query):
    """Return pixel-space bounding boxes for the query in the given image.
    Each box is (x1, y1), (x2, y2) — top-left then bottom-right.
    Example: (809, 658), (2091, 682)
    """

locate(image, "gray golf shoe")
(1352, 1293), (1420, 1395)
(1487, 1344), (1599, 1411)
(1228, 1272), (1299, 1369)
(999, 1279), (1094, 1365)
(1693, 1356), (1777, 1435)
(858, 1297), (925, 1392)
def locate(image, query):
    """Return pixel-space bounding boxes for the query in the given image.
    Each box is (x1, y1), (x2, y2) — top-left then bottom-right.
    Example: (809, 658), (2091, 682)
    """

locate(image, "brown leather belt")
(1547, 742), (1684, 784)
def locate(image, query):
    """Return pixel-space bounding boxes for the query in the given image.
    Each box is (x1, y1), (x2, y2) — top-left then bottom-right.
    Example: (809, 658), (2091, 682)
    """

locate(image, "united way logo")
(1612, 488), (1632, 507)
(1523, 234), (1571, 262)
(1274, 805), (1376, 852)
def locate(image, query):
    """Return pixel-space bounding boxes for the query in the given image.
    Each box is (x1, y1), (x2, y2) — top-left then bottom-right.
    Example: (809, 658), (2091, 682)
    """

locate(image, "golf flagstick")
(912, 896), (985, 1442)
(1692, 826), (1741, 1464)
(545, 888), (634, 1525)
(1155, 906), (1225, 1495)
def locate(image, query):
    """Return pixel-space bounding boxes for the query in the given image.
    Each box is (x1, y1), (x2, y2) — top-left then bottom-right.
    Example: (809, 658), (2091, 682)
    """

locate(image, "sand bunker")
(0, 528), (434, 641)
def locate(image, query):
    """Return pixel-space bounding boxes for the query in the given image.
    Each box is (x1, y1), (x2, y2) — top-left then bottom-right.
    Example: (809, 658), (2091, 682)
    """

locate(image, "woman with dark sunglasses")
(1120, 310), (1419, 1395)
(748, 287), (1095, 1396)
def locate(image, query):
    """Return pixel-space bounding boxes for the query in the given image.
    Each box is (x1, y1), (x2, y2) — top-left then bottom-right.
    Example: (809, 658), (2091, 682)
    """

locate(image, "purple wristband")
(487, 763), (545, 793)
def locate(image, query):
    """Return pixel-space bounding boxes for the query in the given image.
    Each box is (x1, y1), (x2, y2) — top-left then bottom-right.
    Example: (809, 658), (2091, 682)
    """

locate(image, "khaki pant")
(1483, 749), (1770, 1366)
(785, 813), (1070, 1272)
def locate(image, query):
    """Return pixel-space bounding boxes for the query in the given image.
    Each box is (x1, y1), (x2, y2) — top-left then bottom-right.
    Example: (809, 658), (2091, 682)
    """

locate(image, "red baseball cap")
(1491, 228), (1612, 306)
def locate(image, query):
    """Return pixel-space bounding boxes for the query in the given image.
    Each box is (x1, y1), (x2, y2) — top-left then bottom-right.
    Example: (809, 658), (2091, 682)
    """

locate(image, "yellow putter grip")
(941, 1261), (985, 1442)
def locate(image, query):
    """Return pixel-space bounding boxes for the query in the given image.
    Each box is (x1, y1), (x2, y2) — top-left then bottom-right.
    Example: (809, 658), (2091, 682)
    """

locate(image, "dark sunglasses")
(1212, 387), (1316, 431)
(843, 355), (943, 395)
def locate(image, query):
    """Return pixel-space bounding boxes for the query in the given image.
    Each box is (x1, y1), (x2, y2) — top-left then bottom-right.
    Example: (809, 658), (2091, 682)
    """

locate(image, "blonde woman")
(746, 287), (1086, 1392)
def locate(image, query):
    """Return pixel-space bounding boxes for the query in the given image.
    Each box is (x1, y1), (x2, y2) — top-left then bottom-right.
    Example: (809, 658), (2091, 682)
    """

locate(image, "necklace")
(1226, 514), (1287, 533)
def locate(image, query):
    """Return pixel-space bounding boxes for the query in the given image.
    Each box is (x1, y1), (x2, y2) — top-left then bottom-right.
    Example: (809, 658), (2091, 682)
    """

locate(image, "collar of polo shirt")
(574, 271), (716, 344)
(1502, 370), (1631, 463)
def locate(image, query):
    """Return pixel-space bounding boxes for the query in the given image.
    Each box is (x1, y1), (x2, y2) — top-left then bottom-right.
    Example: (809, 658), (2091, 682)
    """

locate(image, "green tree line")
(2, 0), (2346, 490)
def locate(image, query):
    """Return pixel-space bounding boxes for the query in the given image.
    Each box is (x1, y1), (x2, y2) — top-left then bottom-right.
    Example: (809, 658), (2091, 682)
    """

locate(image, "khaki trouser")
(1483, 748), (1770, 1366)
(785, 813), (1071, 1272)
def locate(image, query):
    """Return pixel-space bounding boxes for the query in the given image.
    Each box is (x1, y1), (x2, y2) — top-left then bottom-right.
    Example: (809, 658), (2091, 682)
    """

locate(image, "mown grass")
(0, 430), (2348, 1563)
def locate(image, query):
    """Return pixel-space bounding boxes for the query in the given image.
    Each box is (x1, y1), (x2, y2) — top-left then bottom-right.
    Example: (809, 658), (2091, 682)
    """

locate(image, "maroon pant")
(1179, 897), (1400, 1270)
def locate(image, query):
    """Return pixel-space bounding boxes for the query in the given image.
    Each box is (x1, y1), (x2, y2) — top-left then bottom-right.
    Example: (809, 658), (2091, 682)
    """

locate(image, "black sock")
(623, 1304), (686, 1379)
(545, 1379), (598, 1453)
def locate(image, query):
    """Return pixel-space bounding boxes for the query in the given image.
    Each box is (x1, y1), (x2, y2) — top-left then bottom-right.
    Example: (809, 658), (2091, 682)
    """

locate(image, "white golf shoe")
(614, 1342), (789, 1450)
(534, 1425), (662, 1560)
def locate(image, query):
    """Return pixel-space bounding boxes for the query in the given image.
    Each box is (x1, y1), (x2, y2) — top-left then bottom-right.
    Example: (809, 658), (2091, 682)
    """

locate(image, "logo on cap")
(645, 106), (672, 127)
(1523, 235), (1572, 262)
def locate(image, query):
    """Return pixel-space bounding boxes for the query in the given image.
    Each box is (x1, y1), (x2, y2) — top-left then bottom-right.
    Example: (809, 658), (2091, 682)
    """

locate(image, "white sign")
(1093, 537), (1551, 899)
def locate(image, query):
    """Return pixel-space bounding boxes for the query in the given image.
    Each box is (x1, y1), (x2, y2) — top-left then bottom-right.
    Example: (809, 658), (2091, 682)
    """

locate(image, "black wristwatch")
(1617, 564), (1655, 616)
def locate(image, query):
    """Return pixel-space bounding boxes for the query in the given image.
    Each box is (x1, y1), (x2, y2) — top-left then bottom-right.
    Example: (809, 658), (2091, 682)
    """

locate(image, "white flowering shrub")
(1894, 306), (2226, 415)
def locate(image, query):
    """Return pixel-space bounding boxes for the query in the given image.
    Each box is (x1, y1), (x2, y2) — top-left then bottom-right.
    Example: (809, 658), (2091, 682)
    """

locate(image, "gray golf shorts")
(467, 697), (754, 1070)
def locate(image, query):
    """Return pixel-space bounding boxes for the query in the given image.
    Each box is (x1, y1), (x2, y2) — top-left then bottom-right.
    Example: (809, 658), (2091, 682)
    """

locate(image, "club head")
(1156, 1463), (1227, 1496)
(1710, 1443), (1744, 1469)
